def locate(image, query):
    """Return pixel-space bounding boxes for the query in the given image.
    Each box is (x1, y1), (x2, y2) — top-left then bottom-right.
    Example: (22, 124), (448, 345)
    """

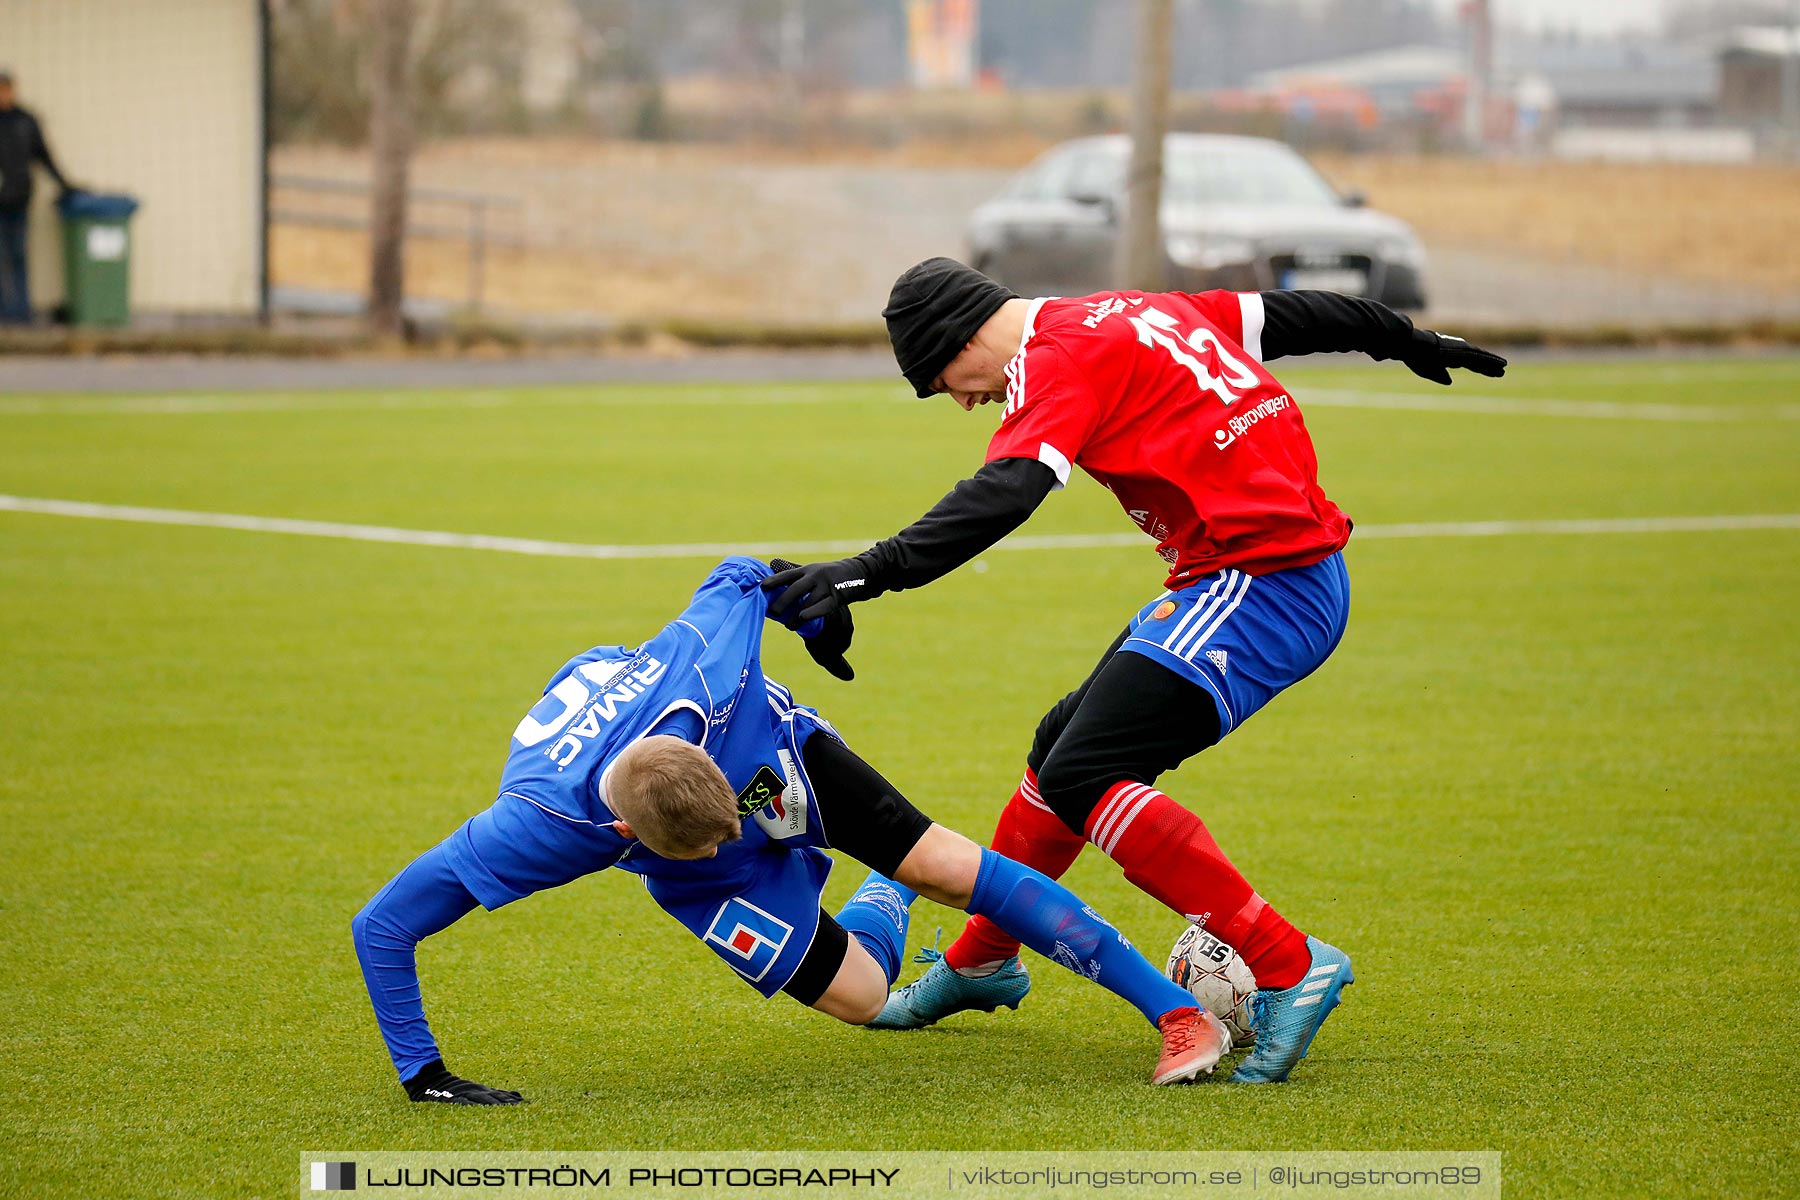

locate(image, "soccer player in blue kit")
(352, 557), (1235, 1104)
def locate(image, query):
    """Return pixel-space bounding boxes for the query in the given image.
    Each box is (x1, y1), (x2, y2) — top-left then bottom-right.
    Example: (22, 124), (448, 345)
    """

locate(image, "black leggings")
(1026, 627), (1221, 835)
(780, 733), (936, 1006)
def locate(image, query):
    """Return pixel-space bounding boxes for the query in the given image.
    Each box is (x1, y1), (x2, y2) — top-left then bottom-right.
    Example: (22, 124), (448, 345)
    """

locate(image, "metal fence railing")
(271, 174), (523, 314)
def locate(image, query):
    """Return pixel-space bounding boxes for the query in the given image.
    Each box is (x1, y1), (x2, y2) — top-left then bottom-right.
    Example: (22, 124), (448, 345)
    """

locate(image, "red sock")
(1085, 781), (1311, 991)
(944, 769), (1086, 971)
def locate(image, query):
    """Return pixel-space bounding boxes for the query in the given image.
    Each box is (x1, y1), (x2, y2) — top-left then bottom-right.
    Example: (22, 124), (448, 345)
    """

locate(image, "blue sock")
(966, 848), (1193, 1027)
(835, 872), (917, 987)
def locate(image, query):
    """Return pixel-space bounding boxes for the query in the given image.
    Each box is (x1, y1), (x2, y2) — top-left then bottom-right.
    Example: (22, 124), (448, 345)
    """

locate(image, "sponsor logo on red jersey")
(986, 291), (1351, 584)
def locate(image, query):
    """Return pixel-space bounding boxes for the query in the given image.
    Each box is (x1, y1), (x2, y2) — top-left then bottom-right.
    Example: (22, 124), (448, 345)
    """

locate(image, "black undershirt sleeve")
(1256, 289), (1418, 363)
(30, 115), (68, 191)
(853, 456), (1058, 595)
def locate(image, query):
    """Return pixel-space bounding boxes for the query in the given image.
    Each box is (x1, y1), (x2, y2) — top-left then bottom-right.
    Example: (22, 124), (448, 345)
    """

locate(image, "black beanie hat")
(883, 257), (1017, 399)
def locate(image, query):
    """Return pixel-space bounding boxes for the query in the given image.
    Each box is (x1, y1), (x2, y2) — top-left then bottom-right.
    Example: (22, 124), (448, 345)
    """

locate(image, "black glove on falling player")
(763, 557), (875, 624)
(1400, 328), (1508, 386)
(769, 559), (856, 682)
(403, 1058), (525, 1105)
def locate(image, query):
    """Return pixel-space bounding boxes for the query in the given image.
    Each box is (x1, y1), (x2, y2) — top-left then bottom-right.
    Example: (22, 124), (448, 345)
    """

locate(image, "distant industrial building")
(1525, 40), (1716, 131)
(1229, 25), (1800, 162)
(1716, 27), (1800, 128)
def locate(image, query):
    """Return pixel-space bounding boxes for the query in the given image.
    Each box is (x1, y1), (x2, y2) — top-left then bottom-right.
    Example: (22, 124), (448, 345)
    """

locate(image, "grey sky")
(1428, 0), (1668, 36)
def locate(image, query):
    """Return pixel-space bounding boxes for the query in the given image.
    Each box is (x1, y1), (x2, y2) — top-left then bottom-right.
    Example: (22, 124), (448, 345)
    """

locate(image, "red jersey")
(986, 290), (1351, 587)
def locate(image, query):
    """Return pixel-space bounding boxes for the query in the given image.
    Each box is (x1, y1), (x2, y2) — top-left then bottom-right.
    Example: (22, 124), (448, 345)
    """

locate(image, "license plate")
(1281, 267), (1368, 293)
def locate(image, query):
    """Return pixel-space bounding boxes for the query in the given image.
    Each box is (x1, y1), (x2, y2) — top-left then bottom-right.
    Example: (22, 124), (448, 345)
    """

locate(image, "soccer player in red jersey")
(765, 258), (1505, 1082)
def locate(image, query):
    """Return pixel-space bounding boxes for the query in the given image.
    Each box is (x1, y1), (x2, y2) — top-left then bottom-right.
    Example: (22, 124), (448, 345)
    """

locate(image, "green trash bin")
(56, 191), (140, 327)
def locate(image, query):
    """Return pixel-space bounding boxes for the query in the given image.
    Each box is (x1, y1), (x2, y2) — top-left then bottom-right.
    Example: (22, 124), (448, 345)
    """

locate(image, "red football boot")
(1152, 1005), (1233, 1086)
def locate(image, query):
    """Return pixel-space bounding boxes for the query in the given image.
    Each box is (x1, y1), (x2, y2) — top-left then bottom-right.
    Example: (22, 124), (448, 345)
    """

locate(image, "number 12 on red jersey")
(1128, 306), (1260, 407)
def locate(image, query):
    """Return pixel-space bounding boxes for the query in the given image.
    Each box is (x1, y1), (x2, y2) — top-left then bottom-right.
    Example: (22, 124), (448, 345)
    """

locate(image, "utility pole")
(1118, 0), (1173, 291)
(1462, 0), (1491, 154)
(1785, 0), (1800, 161)
(780, 0), (805, 110)
(368, 0), (415, 339)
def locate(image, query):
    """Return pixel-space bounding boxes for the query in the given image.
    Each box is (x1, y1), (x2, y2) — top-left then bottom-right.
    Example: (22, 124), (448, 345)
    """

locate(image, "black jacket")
(0, 106), (68, 214)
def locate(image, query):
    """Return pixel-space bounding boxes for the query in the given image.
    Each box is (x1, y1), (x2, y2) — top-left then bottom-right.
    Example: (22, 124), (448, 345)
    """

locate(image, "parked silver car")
(967, 133), (1428, 309)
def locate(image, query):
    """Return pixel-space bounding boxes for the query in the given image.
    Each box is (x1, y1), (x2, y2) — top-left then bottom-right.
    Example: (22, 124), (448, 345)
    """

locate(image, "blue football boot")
(1229, 936), (1353, 1083)
(868, 947), (1031, 1030)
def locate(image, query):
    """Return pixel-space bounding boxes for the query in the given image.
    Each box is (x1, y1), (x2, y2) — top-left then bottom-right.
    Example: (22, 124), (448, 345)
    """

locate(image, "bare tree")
(367, 0), (416, 337)
(1117, 0), (1172, 290)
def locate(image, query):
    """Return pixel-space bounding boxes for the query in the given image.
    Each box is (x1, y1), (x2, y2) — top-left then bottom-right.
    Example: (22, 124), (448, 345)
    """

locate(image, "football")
(1165, 924), (1258, 1045)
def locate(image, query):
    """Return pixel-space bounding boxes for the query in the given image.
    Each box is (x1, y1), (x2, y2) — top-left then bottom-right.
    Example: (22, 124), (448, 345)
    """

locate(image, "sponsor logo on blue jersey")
(703, 897), (794, 983)
(734, 764), (786, 818)
(510, 654), (671, 773)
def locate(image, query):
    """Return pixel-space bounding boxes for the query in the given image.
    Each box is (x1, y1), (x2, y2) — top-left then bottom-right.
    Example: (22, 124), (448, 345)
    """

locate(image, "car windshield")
(1168, 145), (1341, 206)
(1057, 143), (1341, 208)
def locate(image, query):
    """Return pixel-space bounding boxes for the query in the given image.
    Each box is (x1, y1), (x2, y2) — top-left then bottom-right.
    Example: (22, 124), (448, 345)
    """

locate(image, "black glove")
(403, 1058), (525, 1105)
(770, 558), (855, 681)
(1400, 328), (1507, 385)
(762, 557), (875, 624)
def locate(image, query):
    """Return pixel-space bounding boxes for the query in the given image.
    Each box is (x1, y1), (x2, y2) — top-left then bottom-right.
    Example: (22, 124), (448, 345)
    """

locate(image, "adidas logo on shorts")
(1205, 649), (1229, 674)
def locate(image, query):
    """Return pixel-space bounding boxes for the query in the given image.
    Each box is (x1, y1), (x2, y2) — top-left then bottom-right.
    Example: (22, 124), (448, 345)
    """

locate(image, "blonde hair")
(609, 736), (742, 859)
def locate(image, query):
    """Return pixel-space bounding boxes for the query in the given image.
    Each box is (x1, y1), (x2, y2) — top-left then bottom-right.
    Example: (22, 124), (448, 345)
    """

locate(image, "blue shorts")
(641, 846), (832, 998)
(1119, 552), (1350, 737)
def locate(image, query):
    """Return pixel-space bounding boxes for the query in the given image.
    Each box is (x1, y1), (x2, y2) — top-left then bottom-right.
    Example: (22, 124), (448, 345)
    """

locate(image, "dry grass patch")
(269, 224), (760, 322)
(1315, 155), (1800, 294)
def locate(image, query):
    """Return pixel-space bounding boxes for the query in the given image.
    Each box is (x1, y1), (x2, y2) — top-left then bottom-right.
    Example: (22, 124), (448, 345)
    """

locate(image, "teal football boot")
(1229, 936), (1353, 1083)
(868, 946), (1031, 1030)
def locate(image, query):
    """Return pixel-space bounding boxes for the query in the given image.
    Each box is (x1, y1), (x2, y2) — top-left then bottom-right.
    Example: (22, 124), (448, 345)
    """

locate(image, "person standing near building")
(0, 70), (74, 325)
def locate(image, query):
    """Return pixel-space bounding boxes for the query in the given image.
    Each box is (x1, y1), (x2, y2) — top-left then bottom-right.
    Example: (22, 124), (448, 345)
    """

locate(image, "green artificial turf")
(1, 356), (1796, 1197)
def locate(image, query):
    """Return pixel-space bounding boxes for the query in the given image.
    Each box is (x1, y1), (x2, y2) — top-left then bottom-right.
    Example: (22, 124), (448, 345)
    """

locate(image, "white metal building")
(2, 0), (268, 321)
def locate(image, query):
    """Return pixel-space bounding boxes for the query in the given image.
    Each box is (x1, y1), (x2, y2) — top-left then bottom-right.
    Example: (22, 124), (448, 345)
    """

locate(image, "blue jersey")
(443, 558), (839, 965)
(358, 558), (856, 1080)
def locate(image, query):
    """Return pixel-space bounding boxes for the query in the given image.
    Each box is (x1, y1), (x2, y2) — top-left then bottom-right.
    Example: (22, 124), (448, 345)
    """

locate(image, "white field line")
(0, 387), (864, 416)
(2, 495), (1796, 561)
(2, 385), (1795, 421)
(1300, 388), (1800, 422)
(1351, 514), (1800, 539)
